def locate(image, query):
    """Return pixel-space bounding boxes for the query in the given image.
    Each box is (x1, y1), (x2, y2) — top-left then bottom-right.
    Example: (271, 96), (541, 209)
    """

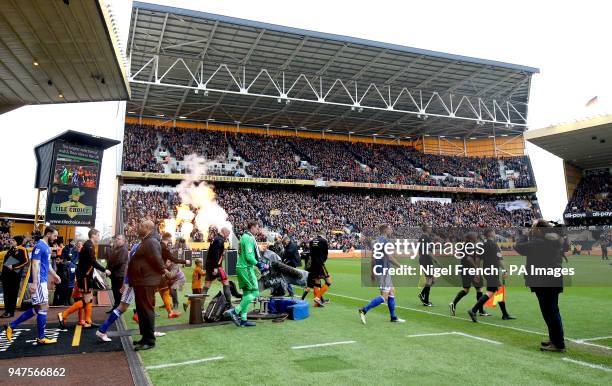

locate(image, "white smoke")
(163, 154), (232, 242)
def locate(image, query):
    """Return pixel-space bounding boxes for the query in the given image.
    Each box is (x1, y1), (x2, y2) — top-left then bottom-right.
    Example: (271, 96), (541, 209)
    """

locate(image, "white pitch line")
(329, 292), (611, 350)
(292, 341), (356, 350)
(145, 356), (224, 370)
(453, 332), (502, 345)
(562, 358), (612, 373)
(407, 332), (454, 338)
(407, 331), (502, 345)
(575, 335), (612, 342)
(569, 340), (612, 351)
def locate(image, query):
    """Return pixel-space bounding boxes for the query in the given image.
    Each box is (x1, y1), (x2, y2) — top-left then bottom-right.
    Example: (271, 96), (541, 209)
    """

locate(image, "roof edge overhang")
(525, 114), (612, 142)
(98, 0), (131, 99)
(132, 1), (539, 74)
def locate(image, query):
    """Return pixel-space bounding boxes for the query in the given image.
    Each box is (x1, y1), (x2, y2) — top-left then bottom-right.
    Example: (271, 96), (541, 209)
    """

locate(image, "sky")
(0, 0), (610, 233)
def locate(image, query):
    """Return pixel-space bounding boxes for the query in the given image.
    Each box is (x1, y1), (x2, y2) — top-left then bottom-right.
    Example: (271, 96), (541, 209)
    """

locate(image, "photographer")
(269, 235), (284, 257)
(1, 236), (28, 318)
(280, 236), (300, 296)
(514, 219), (566, 352)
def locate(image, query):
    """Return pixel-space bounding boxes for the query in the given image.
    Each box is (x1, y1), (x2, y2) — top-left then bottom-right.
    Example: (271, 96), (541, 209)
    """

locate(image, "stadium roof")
(127, 1), (538, 138)
(34, 130), (121, 151)
(0, 0), (130, 115)
(525, 114), (612, 169)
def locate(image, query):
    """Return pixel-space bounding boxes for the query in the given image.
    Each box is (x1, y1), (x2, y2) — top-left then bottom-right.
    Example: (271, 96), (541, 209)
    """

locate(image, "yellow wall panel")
(563, 161), (583, 200)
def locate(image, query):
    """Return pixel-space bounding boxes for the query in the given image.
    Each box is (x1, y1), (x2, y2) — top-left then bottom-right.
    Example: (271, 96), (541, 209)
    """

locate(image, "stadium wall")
(418, 134), (525, 157)
(563, 161), (583, 200)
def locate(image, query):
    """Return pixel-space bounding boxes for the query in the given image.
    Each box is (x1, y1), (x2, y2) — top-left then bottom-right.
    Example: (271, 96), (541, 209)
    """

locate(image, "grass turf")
(125, 256), (612, 385)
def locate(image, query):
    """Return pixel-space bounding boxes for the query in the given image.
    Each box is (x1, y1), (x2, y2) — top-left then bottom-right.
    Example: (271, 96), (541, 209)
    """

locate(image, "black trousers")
(1, 269), (20, 314)
(534, 288), (565, 348)
(52, 285), (68, 306)
(170, 288), (178, 308)
(134, 285), (157, 345)
(111, 276), (125, 308)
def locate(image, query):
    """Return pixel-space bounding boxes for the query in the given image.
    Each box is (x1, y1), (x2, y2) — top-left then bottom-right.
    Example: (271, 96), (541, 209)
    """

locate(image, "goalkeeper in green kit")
(225, 220), (268, 327)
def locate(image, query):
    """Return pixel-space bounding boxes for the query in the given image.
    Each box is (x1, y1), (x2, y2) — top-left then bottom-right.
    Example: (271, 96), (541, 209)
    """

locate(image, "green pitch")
(127, 257), (612, 385)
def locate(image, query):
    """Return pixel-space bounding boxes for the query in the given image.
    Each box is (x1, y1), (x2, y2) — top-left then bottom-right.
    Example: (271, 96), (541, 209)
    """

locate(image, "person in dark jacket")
(107, 234), (129, 310)
(59, 229), (110, 328)
(281, 236), (300, 296)
(418, 225), (439, 307)
(73, 240), (83, 265)
(61, 239), (75, 263)
(1, 236), (29, 318)
(128, 220), (168, 351)
(514, 220), (566, 352)
(302, 234), (330, 307)
(52, 256), (69, 306)
(204, 227), (232, 303)
(65, 255), (77, 306)
(270, 235), (284, 257)
(281, 236), (300, 268)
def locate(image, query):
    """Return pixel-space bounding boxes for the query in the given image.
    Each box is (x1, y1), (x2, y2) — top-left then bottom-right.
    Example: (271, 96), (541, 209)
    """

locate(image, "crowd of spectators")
(121, 124), (535, 189)
(159, 126), (228, 161)
(121, 189), (173, 241)
(0, 231), (12, 251)
(504, 155), (535, 188)
(291, 137), (368, 182)
(121, 185), (538, 248)
(122, 124), (164, 173)
(227, 134), (311, 179)
(565, 170), (612, 213)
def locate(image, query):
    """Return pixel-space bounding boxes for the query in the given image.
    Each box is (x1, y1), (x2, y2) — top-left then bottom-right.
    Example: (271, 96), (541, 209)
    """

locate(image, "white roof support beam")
(130, 54), (529, 128)
(139, 12), (168, 117)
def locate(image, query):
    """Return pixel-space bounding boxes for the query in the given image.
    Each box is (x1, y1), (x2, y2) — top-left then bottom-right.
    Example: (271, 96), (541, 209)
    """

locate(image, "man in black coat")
(128, 220), (168, 351)
(107, 234), (129, 310)
(515, 220), (566, 352)
(281, 236), (300, 296)
(61, 239), (75, 263)
(281, 236), (300, 268)
(1, 236), (29, 318)
(204, 227), (232, 303)
(418, 225), (436, 307)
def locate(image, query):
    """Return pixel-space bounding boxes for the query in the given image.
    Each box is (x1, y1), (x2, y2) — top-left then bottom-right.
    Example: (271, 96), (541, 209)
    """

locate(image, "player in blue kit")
(358, 224), (406, 324)
(4, 226), (62, 345)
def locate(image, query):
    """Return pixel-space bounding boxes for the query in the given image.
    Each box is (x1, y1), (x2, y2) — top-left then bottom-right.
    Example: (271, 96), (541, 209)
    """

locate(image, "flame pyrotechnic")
(162, 154), (232, 241)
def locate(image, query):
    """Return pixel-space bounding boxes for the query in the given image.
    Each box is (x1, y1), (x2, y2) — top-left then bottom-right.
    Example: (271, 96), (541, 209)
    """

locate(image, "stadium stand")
(565, 169), (612, 214)
(227, 133), (312, 180)
(121, 124), (536, 189)
(122, 124), (165, 173)
(120, 184), (538, 249)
